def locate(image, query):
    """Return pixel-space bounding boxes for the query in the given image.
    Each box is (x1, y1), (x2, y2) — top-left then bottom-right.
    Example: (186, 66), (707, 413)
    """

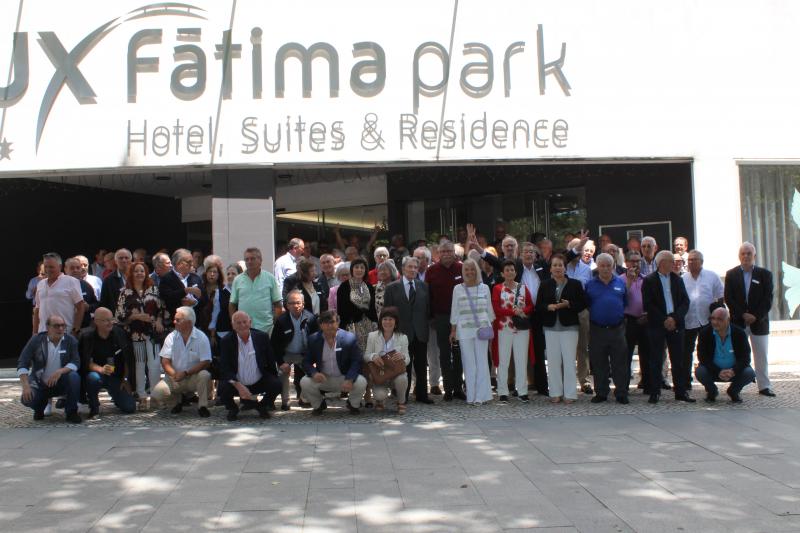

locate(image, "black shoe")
(55, 398), (66, 409)
(443, 392), (453, 402)
(637, 382), (645, 390)
(281, 403), (290, 411)
(590, 396), (607, 404)
(453, 391), (467, 401)
(510, 390), (519, 397)
(226, 410), (239, 421)
(311, 399), (328, 416)
(430, 386), (443, 396)
(87, 408), (99, 419)
(498, 395), (509, 404)
(198, 406), (210, 417)
(648, 394), (659, 404)
(582, 384), (594, 395)
(759, 388), (776, 397)
(416, 397), (434, 405)
(33, 411), (45, 421)
(727, 389), (743, 403)
(519, 395), (530, 403)
(340, 391), (349, 399)
(616, 396), (630, 405)
(346, 403), (360, 415)
(705, 390), (718, 403)
(661, 381), (672, 390)
(65, 412), (82, 424)
(298, 400), (312, 408)
(364, 401), (374, 409)
(214, 398), (225, 407)
(257, 405), (271, 419)
(675, 394), (696, 403)
(170, 403), (183, 414)
(240, 400), (257, 411)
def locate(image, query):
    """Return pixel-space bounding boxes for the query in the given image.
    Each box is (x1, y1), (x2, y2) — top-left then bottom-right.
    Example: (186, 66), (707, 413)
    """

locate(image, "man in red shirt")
(426, 241), (466, 401)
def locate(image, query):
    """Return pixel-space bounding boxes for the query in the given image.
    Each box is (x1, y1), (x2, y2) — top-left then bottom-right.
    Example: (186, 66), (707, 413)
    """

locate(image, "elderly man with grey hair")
(150, 252), (172, 287)
(639, 236), (658, 277)
(584, 253), (630, 403)
(642, 250), (693, 403)
(100, 248), (132, 311)
(695, 306), (756, 403)
(151, 306), (213, 417)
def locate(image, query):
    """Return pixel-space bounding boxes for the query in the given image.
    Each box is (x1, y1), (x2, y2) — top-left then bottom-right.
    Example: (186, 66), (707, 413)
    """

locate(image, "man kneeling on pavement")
(218, 310), (282, 421)
(300, 310), (367, 415)
(695, 306), (756, 403)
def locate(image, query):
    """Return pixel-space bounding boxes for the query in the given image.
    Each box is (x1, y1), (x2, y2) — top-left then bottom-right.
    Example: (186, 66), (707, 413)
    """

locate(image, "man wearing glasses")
(18, 314), (82, 423)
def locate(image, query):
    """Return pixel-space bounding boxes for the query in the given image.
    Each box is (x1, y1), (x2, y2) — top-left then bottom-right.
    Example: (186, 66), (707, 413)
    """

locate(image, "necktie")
(408, 280), (416, 303)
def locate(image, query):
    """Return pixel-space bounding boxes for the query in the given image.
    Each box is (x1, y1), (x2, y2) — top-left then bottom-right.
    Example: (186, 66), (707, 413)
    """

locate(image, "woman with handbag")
(491, 260), (534, 404)
(364, 306), (410, 414)
(449, 258), (495, 405)
(536, 253), (586, 403)
(336, 258), (378, 354)
(115, 261), (168, 410)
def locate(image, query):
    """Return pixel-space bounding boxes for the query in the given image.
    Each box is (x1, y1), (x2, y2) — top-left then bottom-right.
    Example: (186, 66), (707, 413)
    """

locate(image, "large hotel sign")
(0, 1), (797, 172)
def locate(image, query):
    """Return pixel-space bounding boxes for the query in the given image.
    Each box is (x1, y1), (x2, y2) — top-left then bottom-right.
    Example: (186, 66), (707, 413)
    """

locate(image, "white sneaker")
(43, 402), (52, 416)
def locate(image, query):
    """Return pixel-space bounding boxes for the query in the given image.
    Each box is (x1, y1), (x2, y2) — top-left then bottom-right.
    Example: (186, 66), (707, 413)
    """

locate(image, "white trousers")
(372, 374), (409, 404)
(497, 328), (530, 396)
(132, 340), (162, 397)
(545, 329), (579, 400)
(459, 336), (493, 403)
(746, 328), (770, 390)
(427, 325), (441, 387)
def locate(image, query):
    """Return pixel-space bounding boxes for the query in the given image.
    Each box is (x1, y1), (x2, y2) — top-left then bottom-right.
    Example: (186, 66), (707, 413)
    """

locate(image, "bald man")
(78, 307), (136, 417)
(695, 307), (756, 403)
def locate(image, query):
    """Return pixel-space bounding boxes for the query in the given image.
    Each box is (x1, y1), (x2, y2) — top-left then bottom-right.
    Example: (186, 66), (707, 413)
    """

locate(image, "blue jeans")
(85, 372), (136, 413)
(695, 365), (756, 396)
(22, 371), (80, 415)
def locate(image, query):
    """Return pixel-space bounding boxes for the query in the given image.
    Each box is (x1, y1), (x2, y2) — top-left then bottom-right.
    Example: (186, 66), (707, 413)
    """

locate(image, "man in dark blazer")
(300, 310), (367, 415)
(271, 289), (320, 409)
(159, 248), (206, 321)
(695, 306), (756, 403)
(724, 242), (775, 396)
(642, 250), (694, 403)
(218, 310), (282, 421)
(100, 248), (132, 311)
(383, 256), (434, 404)
(17, 314), (82, 423)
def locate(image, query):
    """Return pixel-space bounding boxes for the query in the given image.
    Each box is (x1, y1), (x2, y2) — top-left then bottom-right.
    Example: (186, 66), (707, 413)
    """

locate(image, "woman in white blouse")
(364, 306), (410, 414)
(449, 258), (495, 405)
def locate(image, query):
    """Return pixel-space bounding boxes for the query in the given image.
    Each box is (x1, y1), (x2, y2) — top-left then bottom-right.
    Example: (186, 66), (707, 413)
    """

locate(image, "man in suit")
(271, 289), (319, 409)
(159, 248), (205, 321)
(642, 250), (695, 403)
(383, 256), (434, 404)
(695, 306), (756, 403)
(218, 311), (282, 421)
(724, 242), (775, 396)
(17, 314), (82, 423)
(300, 310), (367, 415)
(100, 248), (132, 312)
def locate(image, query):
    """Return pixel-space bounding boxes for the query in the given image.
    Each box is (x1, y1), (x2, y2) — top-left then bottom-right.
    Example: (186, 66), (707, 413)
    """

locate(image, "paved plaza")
(2, 337), (800, 532)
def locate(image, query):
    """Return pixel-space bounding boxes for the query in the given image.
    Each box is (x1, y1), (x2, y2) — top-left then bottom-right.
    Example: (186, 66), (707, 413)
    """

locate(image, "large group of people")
(19, 223), (773, 423)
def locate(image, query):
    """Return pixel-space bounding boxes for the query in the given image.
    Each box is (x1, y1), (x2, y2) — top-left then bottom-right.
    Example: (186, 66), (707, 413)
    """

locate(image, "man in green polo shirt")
(229, 247), (283, 336)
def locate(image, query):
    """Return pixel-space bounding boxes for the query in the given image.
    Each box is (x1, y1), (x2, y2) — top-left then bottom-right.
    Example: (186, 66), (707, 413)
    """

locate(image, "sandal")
(397, 403), (406, 415)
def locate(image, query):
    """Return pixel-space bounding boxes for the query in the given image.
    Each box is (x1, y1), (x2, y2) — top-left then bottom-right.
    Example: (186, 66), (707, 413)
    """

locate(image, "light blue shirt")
(567, 260), (592, 289)
(712, 326), (735, 369)
(285, 313), (307, 355)
(742, 267), (753, 303)
(659, 273), (674, 314)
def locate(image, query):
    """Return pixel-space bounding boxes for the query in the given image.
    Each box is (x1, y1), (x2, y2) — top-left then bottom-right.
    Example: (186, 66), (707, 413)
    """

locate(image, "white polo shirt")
(34, 274), (83, 333)
(682, 268), (724, 329)
(159, 327), (212, 372)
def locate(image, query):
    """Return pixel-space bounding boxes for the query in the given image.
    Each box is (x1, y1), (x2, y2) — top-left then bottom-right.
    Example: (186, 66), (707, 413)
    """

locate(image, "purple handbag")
(465, 285), (494, 340)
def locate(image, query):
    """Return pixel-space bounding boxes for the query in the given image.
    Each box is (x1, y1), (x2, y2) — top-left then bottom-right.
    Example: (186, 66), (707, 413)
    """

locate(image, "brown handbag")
(365, 351), (407, 386)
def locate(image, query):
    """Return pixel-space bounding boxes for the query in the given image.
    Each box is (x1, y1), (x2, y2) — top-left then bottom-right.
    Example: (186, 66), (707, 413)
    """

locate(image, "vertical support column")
(212, 169), (276, 268)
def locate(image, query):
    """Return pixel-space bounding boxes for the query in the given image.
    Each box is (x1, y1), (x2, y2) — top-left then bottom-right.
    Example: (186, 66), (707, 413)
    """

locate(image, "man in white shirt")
(74, 255), (102, 299)
(274, 238), (305, 295)
(151, 306), (213, 417)
(682, 249), (724, 391)
(33, 253), (86, 337)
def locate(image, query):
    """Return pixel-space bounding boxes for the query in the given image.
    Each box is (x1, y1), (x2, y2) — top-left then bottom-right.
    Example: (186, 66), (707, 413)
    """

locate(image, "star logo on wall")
(0, 138), (12, 161)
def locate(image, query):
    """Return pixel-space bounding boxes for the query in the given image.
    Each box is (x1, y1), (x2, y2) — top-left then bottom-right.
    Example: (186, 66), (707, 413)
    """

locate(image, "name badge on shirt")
(335, 347), (342, 352)
(614, 286), (623, 292)
(752, 279), (760, 285)
(115, 349), (122, 355)
(284, 329), (292, 334)
(59, 350), (66, 354)
(455, 276), (462, 281)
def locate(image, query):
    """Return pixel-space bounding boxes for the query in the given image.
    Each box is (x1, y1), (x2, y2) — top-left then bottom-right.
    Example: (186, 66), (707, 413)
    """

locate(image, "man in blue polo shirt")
(585, 253), (629, 404)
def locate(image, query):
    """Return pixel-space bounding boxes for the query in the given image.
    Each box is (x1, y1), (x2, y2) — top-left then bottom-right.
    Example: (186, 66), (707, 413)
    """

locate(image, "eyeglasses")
(49, 323), (67, 328)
